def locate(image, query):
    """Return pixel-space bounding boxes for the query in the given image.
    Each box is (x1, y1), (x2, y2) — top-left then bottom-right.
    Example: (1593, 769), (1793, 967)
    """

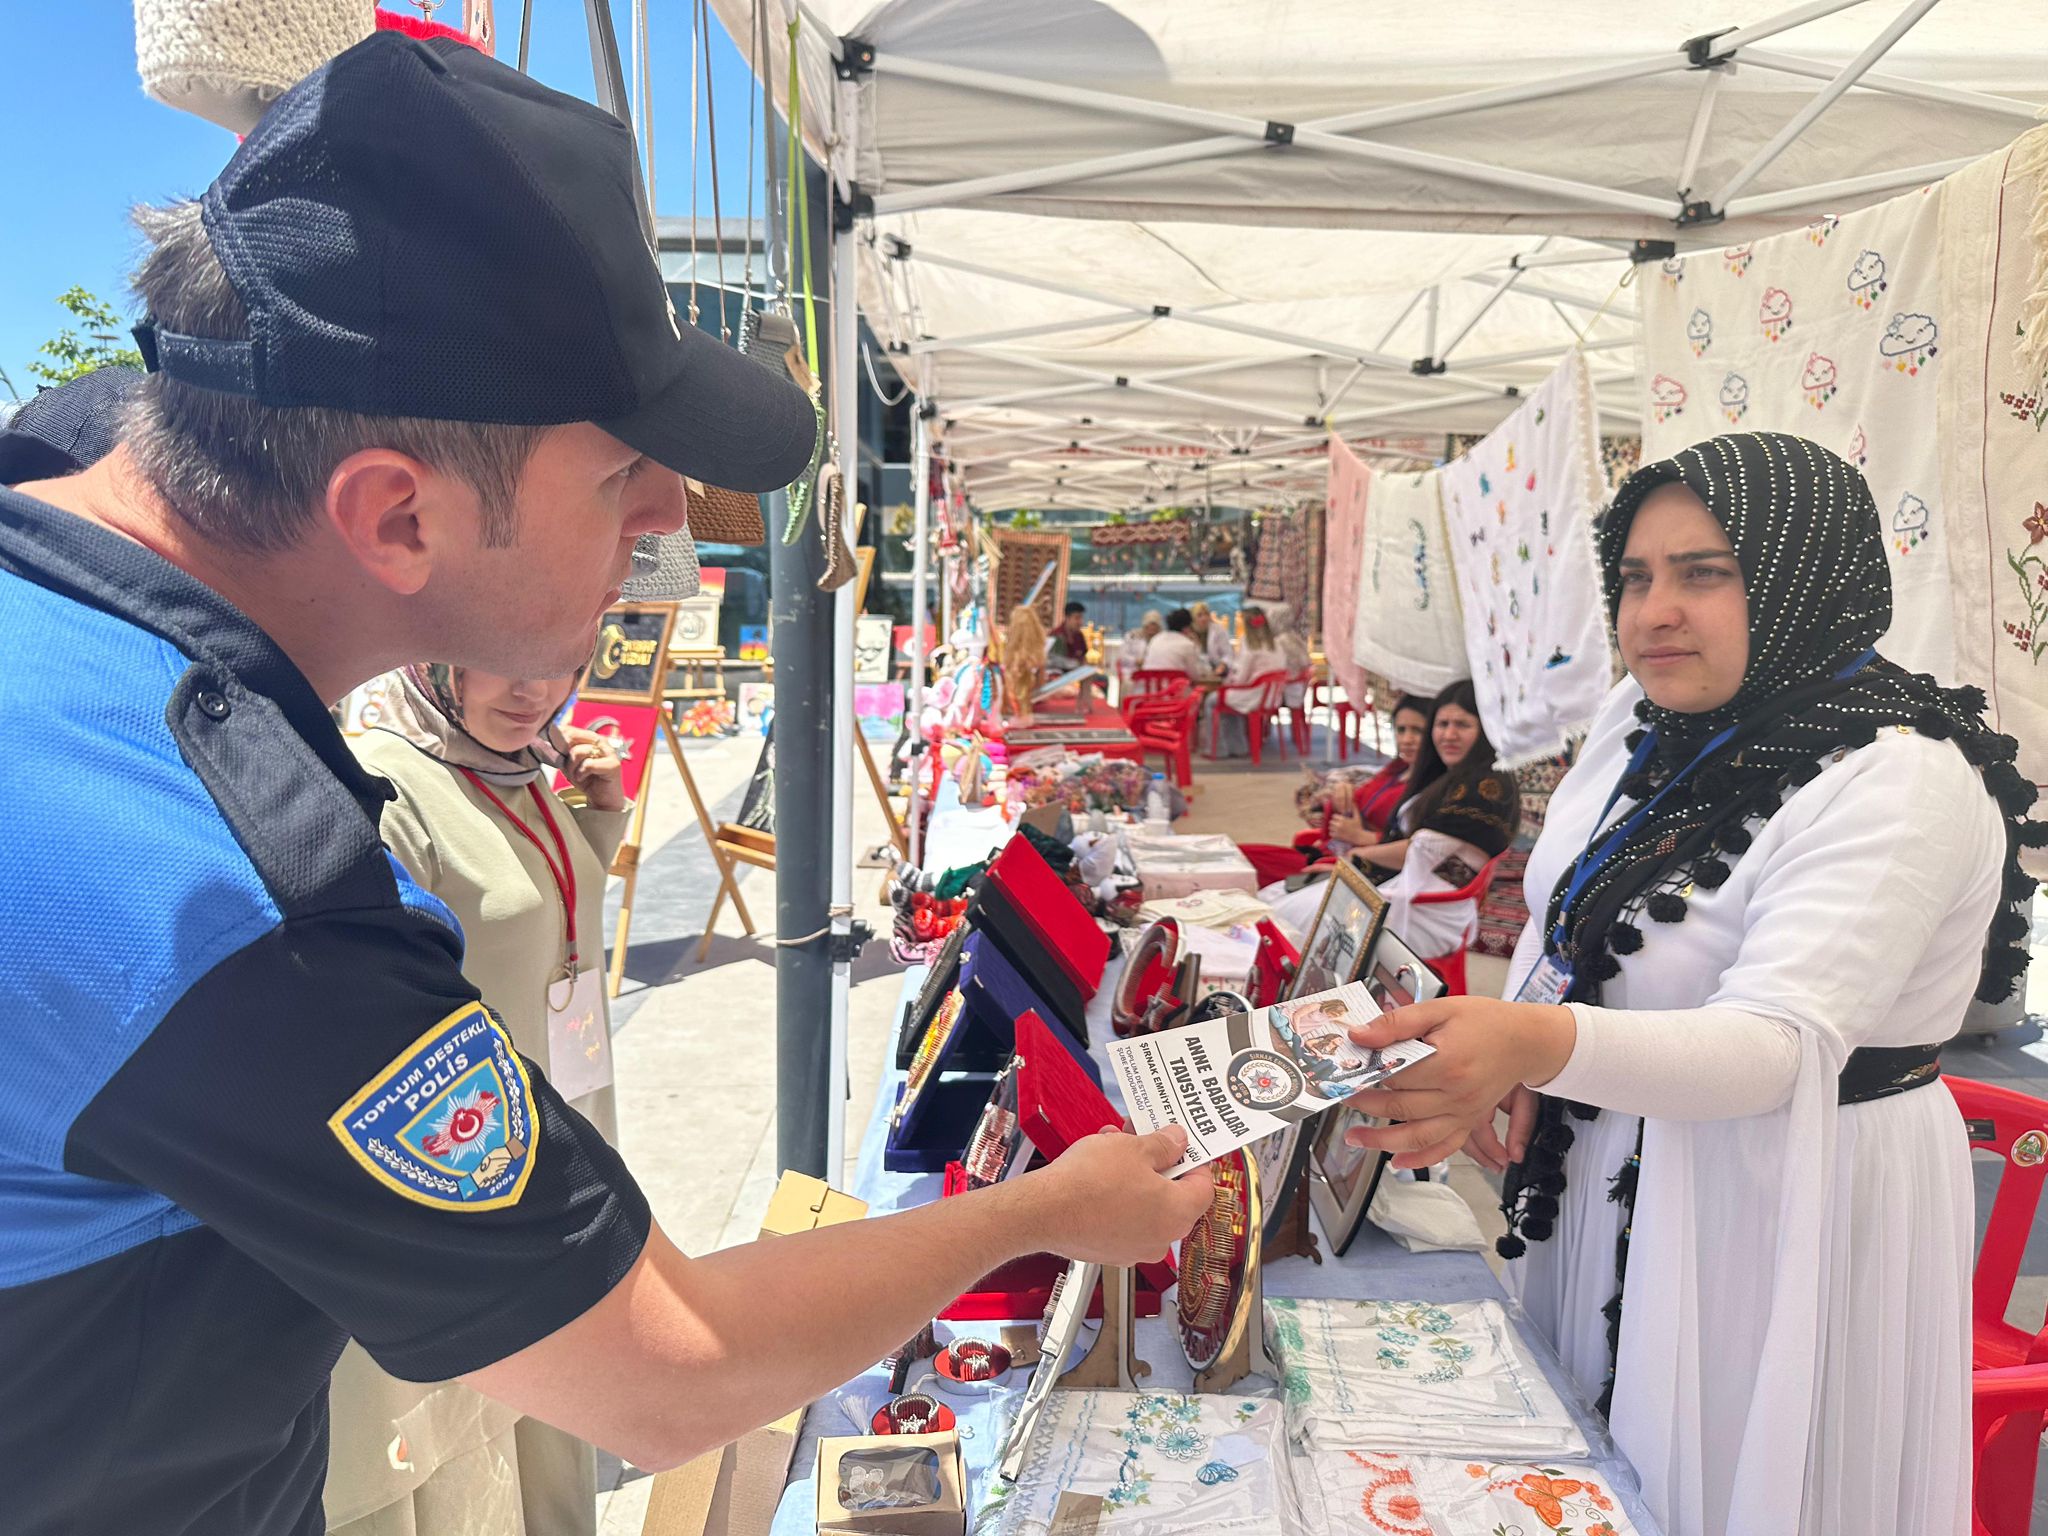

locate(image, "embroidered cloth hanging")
(1440, 352), (1612, 766)
(1264, 1297), (1588, 1460)
(1322, 439), (1375, 713)
(975, 1390), (1297, 1536)
(1639, 185), (1956, 681)
(1299, 1449), (1643, 1536)
(1939, 123), (2048, 791)
(1351, 469), (1466, 698)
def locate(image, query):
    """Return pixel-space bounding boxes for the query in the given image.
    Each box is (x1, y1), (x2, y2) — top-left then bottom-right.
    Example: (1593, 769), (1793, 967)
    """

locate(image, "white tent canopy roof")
(722, 0), (2048, 508)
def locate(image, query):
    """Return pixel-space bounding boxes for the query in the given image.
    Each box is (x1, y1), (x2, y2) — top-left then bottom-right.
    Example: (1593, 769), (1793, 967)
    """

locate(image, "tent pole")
(824, 85), (861, 1183)
(1676, 71), (1723, 199)
(1708, 0), (1943, 210)
(907, 406), (933, 866)
(1439, 242), (1549, 362)
(1723, 154), (1977, 218)
(906, 309), (1158, 354)
(1423, 288), (1441, 361)
(1706, 0), (1878, 57)
(1735, 49), (2043, 120)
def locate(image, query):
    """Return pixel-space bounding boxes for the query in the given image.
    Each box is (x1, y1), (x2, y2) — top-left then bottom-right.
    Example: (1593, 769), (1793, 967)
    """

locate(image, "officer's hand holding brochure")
(1106, 981), (1435, 1175)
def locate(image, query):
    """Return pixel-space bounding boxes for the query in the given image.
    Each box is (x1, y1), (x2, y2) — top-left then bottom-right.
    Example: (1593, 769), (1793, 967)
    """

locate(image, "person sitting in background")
(1190, 601), (1235, 669)
(1116, 609), (1164, 694)
(1262, 680), (1519, 960)
(1141, 606), (1211, 683)
(1001, 602), (1049, 726)
(1048, 600), (1090, 667)
(335, 663), (632, 1536)
(1316, 694), (1434, 852)
(1266, 604), (1314, 708)
(1207, 604), (1289, 757)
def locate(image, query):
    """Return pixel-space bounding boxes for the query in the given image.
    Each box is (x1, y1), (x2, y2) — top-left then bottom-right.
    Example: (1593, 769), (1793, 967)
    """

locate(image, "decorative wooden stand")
(1056, 1266), (1151, 1390)
(1266, 1183), (1324, 1267)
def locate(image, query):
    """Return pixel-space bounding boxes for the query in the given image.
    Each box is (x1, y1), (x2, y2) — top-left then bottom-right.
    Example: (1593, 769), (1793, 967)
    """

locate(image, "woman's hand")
(560, 724), (627, 812)
(1463, 1085), (1540, 1176)
(1327, 809), (1375, 847)
(1341, 999), (1575, 1170)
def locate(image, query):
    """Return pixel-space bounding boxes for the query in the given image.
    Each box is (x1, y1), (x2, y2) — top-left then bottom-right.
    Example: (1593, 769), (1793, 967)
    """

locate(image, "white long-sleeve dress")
(1504, 679), (1996, 1536)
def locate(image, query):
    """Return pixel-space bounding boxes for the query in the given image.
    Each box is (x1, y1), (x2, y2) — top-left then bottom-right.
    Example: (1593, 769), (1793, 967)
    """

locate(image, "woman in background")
(1208, 604), (1290, 757)
(1262, 680), (1518, 961)
(328, 664), (630, 1536)
(1238, 694), (1430, 888)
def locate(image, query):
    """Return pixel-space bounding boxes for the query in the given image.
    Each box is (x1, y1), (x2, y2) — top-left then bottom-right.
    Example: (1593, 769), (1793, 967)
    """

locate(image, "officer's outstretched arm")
(461, 1124), (1209, 1471)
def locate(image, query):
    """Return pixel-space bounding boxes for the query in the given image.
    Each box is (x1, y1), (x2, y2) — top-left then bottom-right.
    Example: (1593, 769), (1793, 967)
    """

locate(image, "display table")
(766, 935), (1664, 1532)
(1122, 825), (1260, 898)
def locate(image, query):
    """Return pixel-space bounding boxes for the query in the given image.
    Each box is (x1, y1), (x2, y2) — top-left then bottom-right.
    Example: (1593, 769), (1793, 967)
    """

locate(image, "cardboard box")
(639, 1173), (869, 1536)
(814, 1431), (965, 1536)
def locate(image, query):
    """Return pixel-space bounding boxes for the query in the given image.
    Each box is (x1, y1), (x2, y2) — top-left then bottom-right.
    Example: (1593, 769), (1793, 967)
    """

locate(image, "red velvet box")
(983, 836), (1110, 1000)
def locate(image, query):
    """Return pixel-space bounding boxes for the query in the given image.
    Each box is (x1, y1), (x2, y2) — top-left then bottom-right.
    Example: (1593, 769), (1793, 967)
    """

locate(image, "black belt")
(1838, 1042), (1943, 1106)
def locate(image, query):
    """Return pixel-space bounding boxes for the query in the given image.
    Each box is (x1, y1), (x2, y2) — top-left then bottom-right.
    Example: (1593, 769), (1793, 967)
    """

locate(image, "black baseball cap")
(131, 31), (816, 494)
(0, 366), (141, 484)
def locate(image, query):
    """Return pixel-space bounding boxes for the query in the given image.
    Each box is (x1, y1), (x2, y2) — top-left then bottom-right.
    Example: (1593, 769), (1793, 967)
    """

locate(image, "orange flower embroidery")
(2028, 503), (2048, 546)
(1589, 1524), (1618, 1536)
(1514, 1473), (1588, 1527)
(1590, 1487), (1615, 1512)
(1387, 1491), (1423, 1522)
(1465, 1463), (1486, 1477)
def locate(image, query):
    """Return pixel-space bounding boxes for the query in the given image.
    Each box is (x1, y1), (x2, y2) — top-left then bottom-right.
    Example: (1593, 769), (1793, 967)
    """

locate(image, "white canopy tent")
(718, 0), (2047, 508)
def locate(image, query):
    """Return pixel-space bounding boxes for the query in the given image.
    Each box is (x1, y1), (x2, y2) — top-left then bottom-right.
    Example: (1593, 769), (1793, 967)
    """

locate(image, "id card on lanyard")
(460, 771), (615, 1101)
(1524, 651), (1875, 1006)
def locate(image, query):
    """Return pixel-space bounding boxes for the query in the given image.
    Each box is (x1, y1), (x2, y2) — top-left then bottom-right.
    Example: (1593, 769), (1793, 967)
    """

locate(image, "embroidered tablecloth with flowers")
(1939, 123), (2048, 794)
(1351, 466), (1468, 699)
(976, 1390), (1297, 1536)
(1300, 1449), (1642, 1536)
(1265, 1297), (1588, 1460)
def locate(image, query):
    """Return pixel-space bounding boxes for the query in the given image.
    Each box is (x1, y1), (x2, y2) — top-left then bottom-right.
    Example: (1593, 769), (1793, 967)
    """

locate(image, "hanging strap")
(461, 772), (581, 972)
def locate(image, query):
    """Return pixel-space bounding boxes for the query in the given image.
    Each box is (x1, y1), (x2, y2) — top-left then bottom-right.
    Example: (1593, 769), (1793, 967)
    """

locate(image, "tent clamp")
(1152, 304), (1173, 317)
(835, 36), (876, 79)
(1410, 356), (1447, 377)
(1114, 376), (1131, 387)
(883, 235), (913, 261)
(828, 918), (874, 964)
(1264, 121), (1296, 146)
(888, 340), (912, 354)
(1230, 446), (1251, 456)
(1502, 385), (1522, 398)
(1302, 415), (1321, 427)
(1682, 28), (1737, 69)
(918, 401), (938, 420)
(834, 186), (876, 232)
(1630, 238), (1680, 264)
(1675, 199), (1723, 229)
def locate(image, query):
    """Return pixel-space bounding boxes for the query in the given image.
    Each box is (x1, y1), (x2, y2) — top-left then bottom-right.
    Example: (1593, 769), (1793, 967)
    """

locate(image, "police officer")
(0, 34), (1210, 1536)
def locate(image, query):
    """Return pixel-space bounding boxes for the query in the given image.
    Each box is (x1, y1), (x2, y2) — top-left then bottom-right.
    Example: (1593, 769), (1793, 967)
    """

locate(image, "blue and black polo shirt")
(0, 485), (652, 1534)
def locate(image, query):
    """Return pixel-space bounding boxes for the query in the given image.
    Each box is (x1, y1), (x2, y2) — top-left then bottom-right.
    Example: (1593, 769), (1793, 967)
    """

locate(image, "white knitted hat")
(134, 0), (374, 134)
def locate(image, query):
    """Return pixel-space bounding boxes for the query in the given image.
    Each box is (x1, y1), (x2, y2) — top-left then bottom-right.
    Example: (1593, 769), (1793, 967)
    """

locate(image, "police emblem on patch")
(328, 1003), (538, 1210)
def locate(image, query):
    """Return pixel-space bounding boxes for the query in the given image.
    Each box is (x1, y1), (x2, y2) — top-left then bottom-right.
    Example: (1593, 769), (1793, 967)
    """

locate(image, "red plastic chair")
(1309, 674), (1370, 760)
(1247, 918), (1300, 1007)
(1208, 671), (1290, 765)
(1945, 1077), (2048, 1535)
(1406, 851), (1506, 997)
(1278, 668), (1316, 756)
(1126, 689), (1201, 789)
(1129, 669), (1192, 699)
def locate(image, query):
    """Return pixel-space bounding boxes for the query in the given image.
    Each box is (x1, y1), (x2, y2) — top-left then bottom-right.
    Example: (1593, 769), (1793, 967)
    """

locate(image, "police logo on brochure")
(328, 1003), (538, 1210)
(1224, 1048), (1304, 1113)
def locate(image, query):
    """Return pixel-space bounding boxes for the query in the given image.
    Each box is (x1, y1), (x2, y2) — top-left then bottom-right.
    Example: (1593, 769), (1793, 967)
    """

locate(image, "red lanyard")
(460, 771), (578, 970)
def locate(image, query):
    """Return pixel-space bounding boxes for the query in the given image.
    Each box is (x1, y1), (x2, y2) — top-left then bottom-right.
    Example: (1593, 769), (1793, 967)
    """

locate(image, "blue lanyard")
(1552, 649), (1876, 951)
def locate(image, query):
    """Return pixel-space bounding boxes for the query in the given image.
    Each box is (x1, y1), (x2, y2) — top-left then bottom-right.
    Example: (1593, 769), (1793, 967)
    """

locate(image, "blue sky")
(0, 3), (764, 397)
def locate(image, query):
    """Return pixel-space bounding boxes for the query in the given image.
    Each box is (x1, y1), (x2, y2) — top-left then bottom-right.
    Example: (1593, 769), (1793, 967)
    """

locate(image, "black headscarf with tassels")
(1497, 432), (2045, 1414)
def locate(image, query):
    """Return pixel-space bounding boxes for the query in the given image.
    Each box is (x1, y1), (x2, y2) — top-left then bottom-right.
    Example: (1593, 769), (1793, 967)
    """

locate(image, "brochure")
(1106, 981), (1435, 1175)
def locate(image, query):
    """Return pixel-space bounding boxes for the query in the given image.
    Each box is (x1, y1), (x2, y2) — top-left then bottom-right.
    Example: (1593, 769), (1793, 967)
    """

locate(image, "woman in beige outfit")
(328, 664), (631, 1536)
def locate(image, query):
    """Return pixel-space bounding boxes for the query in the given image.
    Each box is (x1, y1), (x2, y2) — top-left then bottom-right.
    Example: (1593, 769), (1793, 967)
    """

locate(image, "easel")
(1055, 1266), (1151, 1390)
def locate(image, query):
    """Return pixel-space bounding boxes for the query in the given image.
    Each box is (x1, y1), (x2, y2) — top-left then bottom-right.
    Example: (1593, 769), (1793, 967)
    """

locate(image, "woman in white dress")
(1342, 433), (2037, 1536)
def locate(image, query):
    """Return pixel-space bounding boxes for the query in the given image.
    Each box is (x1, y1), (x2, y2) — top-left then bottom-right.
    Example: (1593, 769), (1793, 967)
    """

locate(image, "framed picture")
(1307, 927), (1445, 1257)
(1360, 924), (1448, 1015)
(1287, 860), (1388, 1000)
(990, 528), (1071, 633)
(579, 601), (678, 706)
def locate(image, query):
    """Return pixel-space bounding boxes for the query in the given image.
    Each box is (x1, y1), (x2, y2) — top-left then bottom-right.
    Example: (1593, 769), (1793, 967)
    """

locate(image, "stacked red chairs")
(1123, 687), (1201, 789)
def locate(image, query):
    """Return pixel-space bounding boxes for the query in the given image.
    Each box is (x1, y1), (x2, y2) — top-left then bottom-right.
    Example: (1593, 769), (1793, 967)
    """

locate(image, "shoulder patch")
(328, 1003), (538, 1210)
